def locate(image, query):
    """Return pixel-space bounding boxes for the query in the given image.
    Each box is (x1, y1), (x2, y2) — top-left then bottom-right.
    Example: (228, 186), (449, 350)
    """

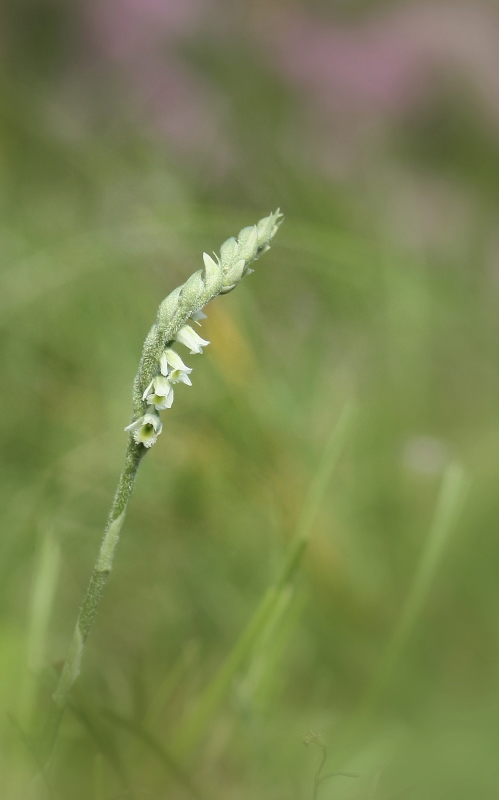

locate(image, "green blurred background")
(2, 0), (499, 797)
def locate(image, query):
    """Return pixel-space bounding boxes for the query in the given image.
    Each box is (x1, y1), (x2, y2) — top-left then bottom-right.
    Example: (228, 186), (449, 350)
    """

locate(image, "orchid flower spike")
(46, 212), (282, 738)
(125, 209), (282, 449)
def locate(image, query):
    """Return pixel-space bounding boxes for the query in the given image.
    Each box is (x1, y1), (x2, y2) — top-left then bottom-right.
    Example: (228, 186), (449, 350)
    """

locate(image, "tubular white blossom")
(125, 408), (163, 447)
(145, 375), (174, 410)
(175, 324), (210, 354)
(160, 348), (192, 385)
(160, 348), (191, 376)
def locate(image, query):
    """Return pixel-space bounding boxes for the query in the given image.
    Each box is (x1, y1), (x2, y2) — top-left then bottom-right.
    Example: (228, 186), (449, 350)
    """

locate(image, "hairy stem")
(40, 210), (282, 766)
(42, 438), (145, 762)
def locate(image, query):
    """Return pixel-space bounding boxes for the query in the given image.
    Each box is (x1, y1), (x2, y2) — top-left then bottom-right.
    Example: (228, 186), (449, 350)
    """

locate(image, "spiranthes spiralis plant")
(41, 209), (283, 763)
(303, 730), (359, 800)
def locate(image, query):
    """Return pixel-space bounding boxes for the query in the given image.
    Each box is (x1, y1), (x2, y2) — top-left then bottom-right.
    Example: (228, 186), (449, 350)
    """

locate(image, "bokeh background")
(2, 1), (499, 797)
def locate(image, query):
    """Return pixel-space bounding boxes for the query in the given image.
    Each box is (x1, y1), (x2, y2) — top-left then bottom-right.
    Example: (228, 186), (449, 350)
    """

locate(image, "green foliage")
(2, 4), (499, 798)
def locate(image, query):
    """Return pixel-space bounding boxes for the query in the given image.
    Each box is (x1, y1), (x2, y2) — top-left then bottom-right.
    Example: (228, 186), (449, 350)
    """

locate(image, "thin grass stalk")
(92, 754), (105, 800)
(7, 713), (56, 800)
(144, 642), (199, 729)
(237, 585), (295, 709)
(20, 524), (61, 730)
(172, 403), (356, 760)
(312, 745), (328, 800)
(66, 694), (131, 789)
(304, 731), (359, 800)
(368, 461), (469, 707)
(342, 461), (470, 752)
(102, 709), (208, 800)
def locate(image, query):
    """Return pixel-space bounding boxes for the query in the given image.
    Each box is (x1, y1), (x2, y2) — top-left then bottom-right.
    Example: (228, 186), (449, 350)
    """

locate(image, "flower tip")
(175, 324), (210, 354)
(203, 252), (218, 270)
(190, 308), (207, 325)
(142, 379), (154, 401)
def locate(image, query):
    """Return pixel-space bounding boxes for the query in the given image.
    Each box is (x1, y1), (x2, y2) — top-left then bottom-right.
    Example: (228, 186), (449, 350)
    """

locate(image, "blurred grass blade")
(68, 700), (130, 790)
(172, 403), (356, 760)
(6, 713), (56, 800)
(236, 585), (295, 712)
(172, 581), (288, 760)
(295, 402), (357, 544)
(379, 461), (469, 684)
(102, 708), (208, 800)
(93, 754), (105, 800)
(367, 760), (386, 800)
(19, 524), (61, 729)
(144, 641), (199, 729)
(347, 461), (470, 744)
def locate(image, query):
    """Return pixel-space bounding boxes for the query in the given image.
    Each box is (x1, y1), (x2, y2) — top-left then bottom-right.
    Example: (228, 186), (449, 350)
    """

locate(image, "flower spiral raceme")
(125, 208), (283, 448)
(43, 210), (282, 760)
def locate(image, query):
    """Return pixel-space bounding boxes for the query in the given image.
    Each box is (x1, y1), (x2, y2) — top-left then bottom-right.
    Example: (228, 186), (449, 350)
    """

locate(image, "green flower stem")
(42, 438), (145, 761)
(41, 210), (282, 764)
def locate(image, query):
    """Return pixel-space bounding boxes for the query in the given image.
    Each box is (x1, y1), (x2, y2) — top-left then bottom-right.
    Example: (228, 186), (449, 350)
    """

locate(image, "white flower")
(142, 375), (174, 410)
(125, 408), (163, 448)
(160, 348), (192, 385)
(190, 308), (207, 326)
(175, 324), (209, 354)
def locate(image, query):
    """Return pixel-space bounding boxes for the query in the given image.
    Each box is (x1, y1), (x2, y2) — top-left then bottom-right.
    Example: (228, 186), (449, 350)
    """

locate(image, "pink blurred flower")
(266, 2), (499, 123)
(88, 0), (210, 62)
(85, 0), (227, 157)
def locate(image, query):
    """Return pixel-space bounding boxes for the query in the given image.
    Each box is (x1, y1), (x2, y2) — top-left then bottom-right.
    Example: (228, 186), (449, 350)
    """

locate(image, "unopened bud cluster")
(125, 210), (282, 448)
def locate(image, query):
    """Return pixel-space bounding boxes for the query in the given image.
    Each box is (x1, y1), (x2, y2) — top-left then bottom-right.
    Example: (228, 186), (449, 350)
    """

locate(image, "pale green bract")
(127, 208), (283, 448)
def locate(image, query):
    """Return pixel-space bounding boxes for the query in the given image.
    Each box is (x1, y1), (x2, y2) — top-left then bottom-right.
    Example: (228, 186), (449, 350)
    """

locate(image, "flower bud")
(175, 324), (210, 354)
(220, 236), (239, 268)
(237, 225), (258, 261)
